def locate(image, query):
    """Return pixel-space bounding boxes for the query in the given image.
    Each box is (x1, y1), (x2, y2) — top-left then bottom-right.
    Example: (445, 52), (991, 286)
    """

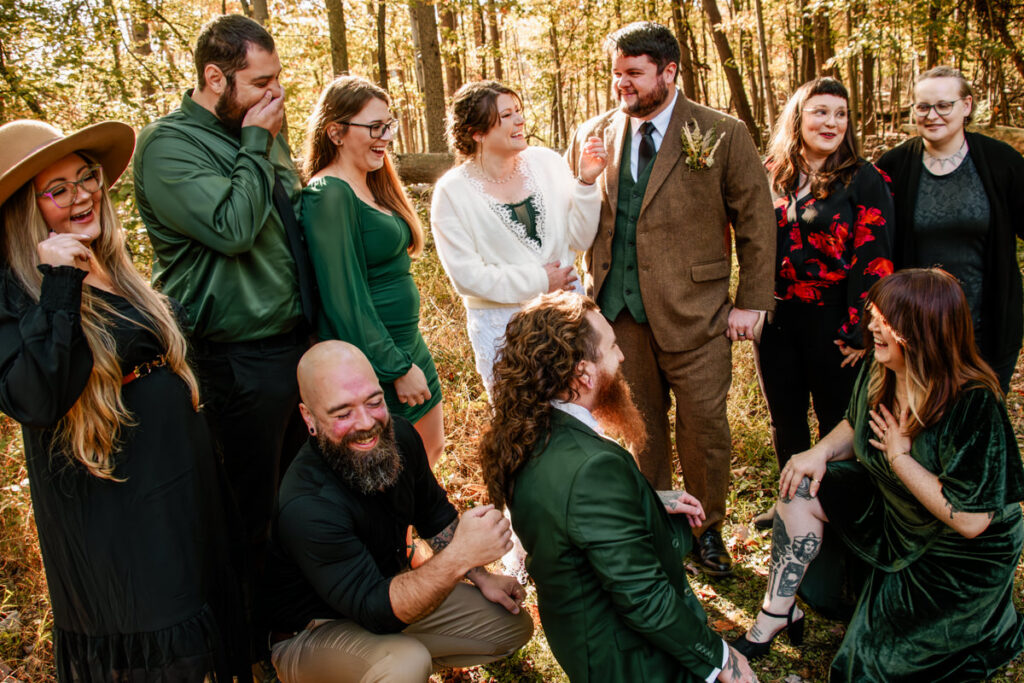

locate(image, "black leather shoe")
(691, 527), (733, 577)
(752, 505), (776, 530)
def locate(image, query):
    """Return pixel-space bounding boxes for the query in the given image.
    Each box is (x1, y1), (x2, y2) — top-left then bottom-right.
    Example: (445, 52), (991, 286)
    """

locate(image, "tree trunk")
(671, 0), (698, 100)
(925, 0), (941, 68)
(129, 1), (155, 99)
(473, 3), (487, 79)
(862, 50), (876, 135)
(753, 0), (777, 129)
(798, 0), (815, 83)
(325, 0), (350, 76)
(377, 0), (388, 90)
(439, 5), (463, 96)
(486, 0), (503, 81)
(845, 8), (859, 139)
(973, 0), (1024, 83)
(252, 0), (269, 25)
(700, 0), (762, 147)
(409, 0), (447, 152)
(549, 18), (566, 147)
(813, 10), (835, 76)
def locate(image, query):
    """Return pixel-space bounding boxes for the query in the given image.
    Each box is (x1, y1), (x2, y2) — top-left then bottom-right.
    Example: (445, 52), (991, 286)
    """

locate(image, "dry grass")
(1, 188), (1023, 681)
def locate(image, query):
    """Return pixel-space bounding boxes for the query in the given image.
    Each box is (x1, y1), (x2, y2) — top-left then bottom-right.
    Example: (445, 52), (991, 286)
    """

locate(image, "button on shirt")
(628, 89), (678, 181)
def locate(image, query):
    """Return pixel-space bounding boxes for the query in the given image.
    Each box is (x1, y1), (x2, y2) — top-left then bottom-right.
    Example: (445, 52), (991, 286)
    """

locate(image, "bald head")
(298, 341), (379, 414)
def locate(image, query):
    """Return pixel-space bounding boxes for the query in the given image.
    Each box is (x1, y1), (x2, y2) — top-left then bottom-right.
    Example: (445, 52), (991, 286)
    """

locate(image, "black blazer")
(876, 132), (1024, 365)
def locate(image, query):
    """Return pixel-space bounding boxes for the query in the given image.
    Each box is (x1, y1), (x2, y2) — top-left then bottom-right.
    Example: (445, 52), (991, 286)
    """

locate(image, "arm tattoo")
(426, 517), (458, 554)
(725, 646), (744, 678)
(781, 476), (814, 504)
(945, 499), (959, 521)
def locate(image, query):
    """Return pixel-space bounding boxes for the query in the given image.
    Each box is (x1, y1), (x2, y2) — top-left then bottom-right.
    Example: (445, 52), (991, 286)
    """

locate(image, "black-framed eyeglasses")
(35, 165), (104, 209)
(913, 98), (963, 117)
(338, 119), (398, 139)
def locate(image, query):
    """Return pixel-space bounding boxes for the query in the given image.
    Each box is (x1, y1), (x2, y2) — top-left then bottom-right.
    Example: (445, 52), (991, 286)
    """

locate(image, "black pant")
(754, 300), (859, 469)
(192, 329), (308, 655)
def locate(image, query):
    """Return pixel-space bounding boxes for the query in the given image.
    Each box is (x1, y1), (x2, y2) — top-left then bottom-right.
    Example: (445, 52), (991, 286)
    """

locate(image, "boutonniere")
(681, 120), (725, 171)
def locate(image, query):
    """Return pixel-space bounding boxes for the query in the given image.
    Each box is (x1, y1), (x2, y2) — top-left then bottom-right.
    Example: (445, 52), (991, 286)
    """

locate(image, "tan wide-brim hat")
(0, 119), (135, 207)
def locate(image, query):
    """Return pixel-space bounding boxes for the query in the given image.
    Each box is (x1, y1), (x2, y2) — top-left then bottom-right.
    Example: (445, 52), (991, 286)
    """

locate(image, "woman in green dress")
(734, 268), (1024, 681)
(300, 76), (444, 466)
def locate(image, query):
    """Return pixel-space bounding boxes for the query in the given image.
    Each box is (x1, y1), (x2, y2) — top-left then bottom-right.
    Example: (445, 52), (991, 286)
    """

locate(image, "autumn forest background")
(3, 0), (1024, 680)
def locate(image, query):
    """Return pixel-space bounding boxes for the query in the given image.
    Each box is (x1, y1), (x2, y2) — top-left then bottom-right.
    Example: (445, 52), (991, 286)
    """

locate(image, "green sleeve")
(566, 450), (724, 678)
(937, 387), (1024, 512)
(302, 181), (413, 382)
(137, 126), (277, 256)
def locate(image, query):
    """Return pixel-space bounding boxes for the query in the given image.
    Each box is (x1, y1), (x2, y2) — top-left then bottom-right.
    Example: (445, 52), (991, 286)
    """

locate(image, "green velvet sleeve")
(301, 180), (413, 382)
(566, 451), (724, 678)
(937, 387), (1024, 512)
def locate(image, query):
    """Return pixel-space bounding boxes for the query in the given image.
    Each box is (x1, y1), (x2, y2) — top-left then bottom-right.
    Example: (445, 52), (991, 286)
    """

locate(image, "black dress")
(0, 265), (244, 681)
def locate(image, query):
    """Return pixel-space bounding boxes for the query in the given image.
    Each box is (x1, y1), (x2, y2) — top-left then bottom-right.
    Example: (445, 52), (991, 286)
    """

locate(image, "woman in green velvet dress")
(734, 268), (1024, 681)
(300, 76), (444, 466)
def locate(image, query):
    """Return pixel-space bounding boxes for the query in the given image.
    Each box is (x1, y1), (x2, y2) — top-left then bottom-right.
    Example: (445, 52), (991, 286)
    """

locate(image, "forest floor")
(1, 187), (1024, 682)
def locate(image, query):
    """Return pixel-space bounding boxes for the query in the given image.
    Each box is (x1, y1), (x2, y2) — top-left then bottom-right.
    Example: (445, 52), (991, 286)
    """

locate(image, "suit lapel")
(641, 92), (689, 217)
(603, 111), (629, 214)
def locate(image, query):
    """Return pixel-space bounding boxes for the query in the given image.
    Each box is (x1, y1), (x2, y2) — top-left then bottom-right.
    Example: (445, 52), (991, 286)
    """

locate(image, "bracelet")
(888, 451), (910, 467)
(575, 174), (595, 186)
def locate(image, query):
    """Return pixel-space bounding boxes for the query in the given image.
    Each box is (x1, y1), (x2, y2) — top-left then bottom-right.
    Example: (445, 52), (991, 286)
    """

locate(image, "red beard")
(592, 367), (648, 455)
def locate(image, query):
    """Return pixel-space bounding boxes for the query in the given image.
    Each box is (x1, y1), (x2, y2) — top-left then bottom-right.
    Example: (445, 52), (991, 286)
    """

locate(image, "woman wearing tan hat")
(0, 120), (244, 681)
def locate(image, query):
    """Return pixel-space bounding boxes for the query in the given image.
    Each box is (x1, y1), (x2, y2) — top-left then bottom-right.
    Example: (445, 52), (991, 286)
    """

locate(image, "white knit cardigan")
(429, 146), (602, 309)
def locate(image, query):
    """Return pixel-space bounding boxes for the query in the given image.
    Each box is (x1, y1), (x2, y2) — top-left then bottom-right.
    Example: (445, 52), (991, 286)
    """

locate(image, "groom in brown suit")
(566, 21), (775, 576)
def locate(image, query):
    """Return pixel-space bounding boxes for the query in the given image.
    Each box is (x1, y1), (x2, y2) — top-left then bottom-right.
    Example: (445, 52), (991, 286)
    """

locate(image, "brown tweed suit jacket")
(566, 91), (777, 353)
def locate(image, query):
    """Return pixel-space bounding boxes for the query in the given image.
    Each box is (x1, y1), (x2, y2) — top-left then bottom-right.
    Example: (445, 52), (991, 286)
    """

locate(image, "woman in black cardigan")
(877, 66), (1024, 390)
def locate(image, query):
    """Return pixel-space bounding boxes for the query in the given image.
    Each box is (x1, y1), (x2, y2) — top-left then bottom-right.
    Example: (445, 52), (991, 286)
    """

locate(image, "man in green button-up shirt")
(134, 15), (310, 654)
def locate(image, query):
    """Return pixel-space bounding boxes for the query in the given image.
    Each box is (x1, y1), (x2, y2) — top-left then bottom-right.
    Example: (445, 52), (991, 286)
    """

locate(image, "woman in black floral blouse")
(752, 77), (895, 529)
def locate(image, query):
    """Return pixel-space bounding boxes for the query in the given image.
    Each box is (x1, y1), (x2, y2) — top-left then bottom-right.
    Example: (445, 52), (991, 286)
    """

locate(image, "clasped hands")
(454, 505), (525, 615)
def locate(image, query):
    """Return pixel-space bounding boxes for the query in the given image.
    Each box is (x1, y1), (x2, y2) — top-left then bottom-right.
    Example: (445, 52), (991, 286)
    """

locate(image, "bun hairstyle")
(446, 81), (522, 160)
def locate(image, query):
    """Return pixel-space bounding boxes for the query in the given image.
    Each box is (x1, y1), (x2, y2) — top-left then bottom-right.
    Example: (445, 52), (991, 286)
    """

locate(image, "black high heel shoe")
(732, 603), (804, 661)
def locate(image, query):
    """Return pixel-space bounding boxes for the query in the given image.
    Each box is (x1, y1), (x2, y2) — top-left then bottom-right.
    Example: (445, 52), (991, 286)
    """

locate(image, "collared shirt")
(134, 90), (303, 343)
(263, 418), (457, 634)
(550, 397), (728, 682)
(628, 88), (678, 181)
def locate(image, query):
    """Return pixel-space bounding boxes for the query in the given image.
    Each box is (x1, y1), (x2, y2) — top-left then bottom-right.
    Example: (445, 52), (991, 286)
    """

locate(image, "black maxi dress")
(0, 264), (244, 681)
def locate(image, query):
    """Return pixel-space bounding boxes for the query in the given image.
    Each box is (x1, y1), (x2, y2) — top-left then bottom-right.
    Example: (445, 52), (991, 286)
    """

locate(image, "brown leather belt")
(122, 355), (167, 385)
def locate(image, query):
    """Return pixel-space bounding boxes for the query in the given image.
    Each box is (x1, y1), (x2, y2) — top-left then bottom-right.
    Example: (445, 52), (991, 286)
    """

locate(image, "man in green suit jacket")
(479, 292), (756, 682)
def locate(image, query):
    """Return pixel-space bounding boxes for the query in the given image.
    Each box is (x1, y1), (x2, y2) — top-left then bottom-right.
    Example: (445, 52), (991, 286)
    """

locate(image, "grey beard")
(317, 420), (403, 494)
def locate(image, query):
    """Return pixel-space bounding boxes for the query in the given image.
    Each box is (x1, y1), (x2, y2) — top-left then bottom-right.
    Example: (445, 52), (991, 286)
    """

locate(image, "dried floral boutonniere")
(681, 120), (725, 171)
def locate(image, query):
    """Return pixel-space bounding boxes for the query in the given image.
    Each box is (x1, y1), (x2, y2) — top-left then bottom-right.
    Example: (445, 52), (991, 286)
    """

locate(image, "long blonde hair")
(1, 168), (199, 479)
(301, 76), (424, 257)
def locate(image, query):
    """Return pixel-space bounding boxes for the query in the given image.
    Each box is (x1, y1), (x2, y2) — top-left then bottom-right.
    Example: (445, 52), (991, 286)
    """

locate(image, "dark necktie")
(637, 121), (656, 178)
(272, 176), (318, 329)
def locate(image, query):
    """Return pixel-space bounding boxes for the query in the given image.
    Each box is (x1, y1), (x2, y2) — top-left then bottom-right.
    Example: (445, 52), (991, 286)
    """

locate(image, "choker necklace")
(474, 157), (521, 184)
(924, 138), (967, 171)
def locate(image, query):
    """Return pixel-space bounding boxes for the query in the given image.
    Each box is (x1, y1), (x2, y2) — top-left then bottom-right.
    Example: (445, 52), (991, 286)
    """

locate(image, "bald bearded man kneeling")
(261, 341), (533, 683)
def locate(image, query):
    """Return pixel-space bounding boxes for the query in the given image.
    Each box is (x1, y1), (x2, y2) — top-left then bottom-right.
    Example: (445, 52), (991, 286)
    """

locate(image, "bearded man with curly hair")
(478, 291), (757, 683)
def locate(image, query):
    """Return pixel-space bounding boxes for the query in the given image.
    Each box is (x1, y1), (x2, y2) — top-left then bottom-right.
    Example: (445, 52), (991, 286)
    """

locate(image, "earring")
(308, 426), (316, 435)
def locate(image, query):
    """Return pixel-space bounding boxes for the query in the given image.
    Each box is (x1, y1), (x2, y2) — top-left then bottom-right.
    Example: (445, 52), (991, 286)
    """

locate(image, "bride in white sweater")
(431, 81), (608, 392)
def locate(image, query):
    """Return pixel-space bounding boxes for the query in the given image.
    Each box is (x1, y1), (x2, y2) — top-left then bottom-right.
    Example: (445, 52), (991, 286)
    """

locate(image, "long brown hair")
(766, 77), (860, 200)
(864, 268), (1000, 439)
(1, 165), (199, 479)
(302, 75), (424, 256)
(479, 292), (600, 508)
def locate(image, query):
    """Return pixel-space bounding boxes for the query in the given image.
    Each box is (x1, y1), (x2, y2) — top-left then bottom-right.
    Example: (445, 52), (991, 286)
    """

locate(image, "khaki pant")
(612, 315), (732, 533)
(271, 583), (533, 683)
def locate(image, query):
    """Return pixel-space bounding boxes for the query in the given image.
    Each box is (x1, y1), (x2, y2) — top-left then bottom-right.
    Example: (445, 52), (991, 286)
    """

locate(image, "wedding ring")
(739, 332), (746, 337)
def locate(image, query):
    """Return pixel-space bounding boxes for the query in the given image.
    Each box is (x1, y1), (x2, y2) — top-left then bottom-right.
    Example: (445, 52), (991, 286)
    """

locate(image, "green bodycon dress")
(301, 176), (441, 423)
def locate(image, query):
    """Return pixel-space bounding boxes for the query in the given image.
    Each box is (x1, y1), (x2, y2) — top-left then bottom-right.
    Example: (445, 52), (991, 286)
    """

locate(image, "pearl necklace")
(474, 157), (522, 184)
(923, 138), (968, 172)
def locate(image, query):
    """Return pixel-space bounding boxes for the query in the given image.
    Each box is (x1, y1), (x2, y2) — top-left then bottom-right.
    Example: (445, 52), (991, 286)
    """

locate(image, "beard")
(618, 77), (671, 118)
(316, 417), (404, 495)
(592, 367), (647, 455)
(214, 78), (247, 137)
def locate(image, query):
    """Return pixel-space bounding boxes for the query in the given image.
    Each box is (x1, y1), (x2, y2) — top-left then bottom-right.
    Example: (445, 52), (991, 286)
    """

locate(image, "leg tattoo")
(781, 476), (814, 504)
(767, 512), (821, 600)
